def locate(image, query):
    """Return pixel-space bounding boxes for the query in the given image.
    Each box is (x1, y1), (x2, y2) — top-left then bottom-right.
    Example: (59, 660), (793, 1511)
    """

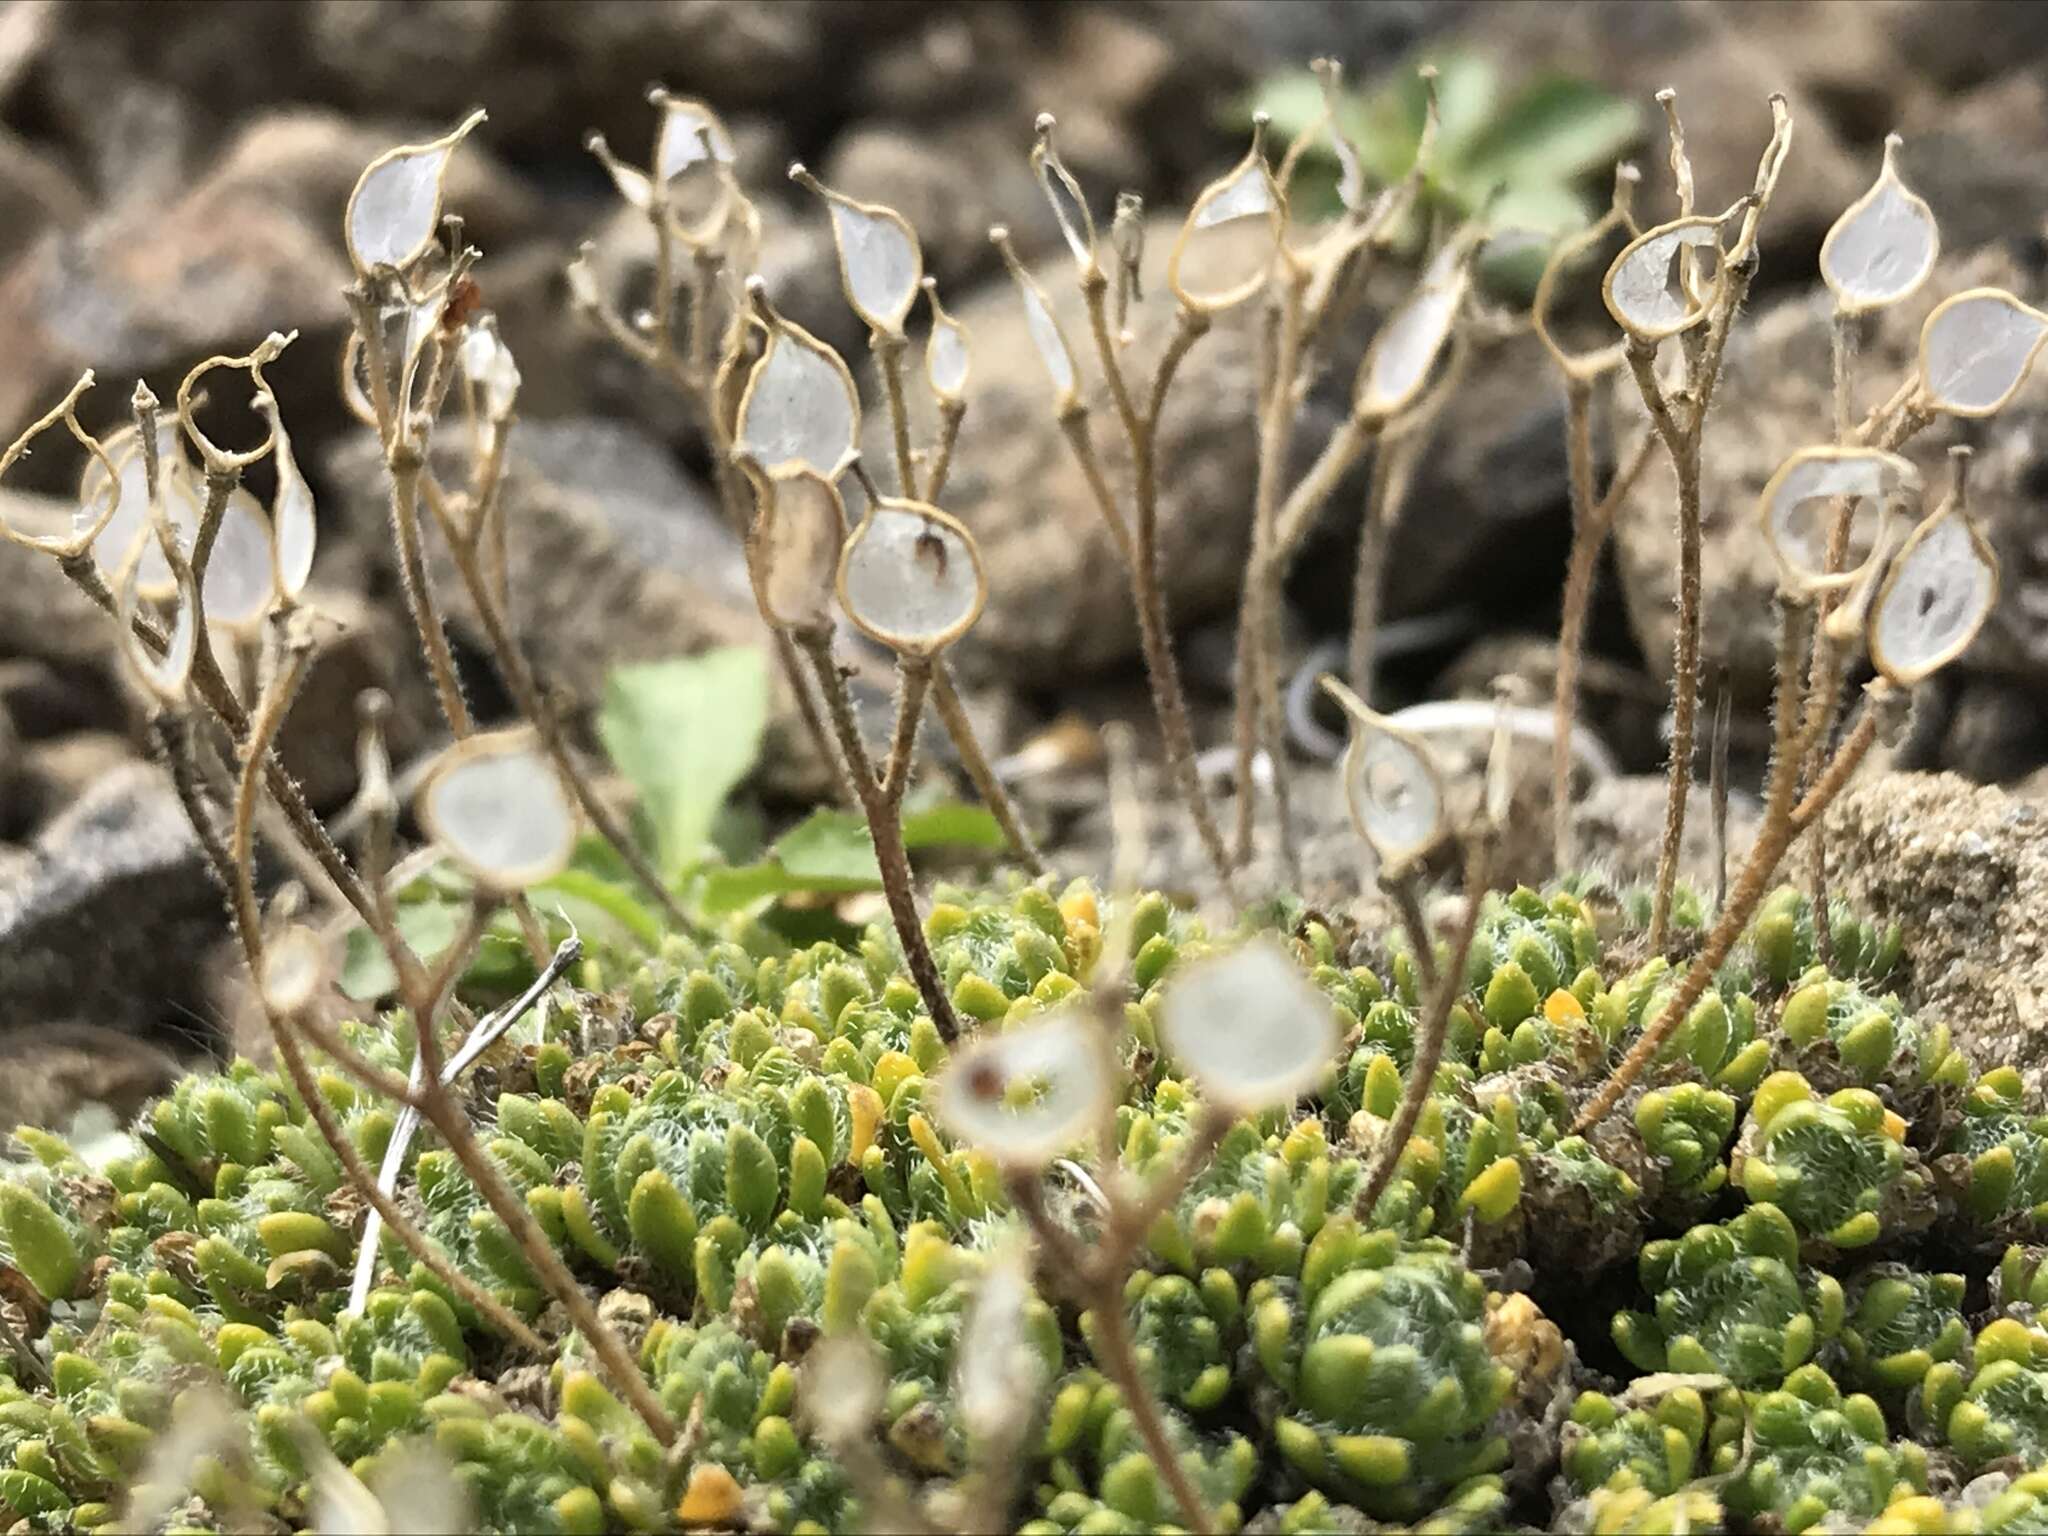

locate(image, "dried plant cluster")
(0, 55), (2039, 1536)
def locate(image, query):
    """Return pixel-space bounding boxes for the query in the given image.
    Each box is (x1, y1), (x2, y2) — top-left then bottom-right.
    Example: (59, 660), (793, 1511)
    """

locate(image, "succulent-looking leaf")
(1917, 287), (2048, 417)
(1602, 216), (1722, 340)
(1356, 242), (1468, 420)
(793, 163), (923, 335)
(203, 487), (276, 633)
(748, 467), (846, 633)
(1157, 938), (1340, 1111)
(924, 281), (970, 403)
(116, 510), (198, 705)
(1820, 135), (1938, 314)
(417, 730), (577, 889)
(1755, 446), (1917, 595)
(260, 926), (330, 1016)
(1169, 123), (1283, 313)
(345, 109), (484, 274)
(837, 497), (985, 655)
(257, 393), (316, 600)
(734, 311), (861, 478)
(1030, 116), (1097, 272)
(1322, 674), (1449, 866)
(932, 1005), (1112, 1167)
(1869, 495), (1998, 687)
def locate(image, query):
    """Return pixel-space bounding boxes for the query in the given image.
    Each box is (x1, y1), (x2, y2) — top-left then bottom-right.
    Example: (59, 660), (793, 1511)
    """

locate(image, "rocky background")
(1, 0), (2046, 1126)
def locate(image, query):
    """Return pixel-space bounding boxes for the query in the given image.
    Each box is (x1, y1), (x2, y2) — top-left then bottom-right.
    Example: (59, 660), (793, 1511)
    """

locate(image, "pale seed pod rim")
(834, 493), (988, 657)
(416, 728), (579, 891)
(345, 109), (486, 277)
(1167, 122), (1285, 316)
(1915, 286), (2048, 419)
(733, 308), (864, 480)
(1867, 493), (2000, 688)
(1753, 444), (1918, 597)
(745, 463), (848, 635)
(1601, 213), (1727, 343)
(792, 162), (925, 338)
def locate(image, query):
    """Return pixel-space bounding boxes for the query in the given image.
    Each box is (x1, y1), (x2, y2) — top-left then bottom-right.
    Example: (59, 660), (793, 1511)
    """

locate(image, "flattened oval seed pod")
(1917, 288), (2048, 417)
(1603, 216), (1724, 341)
(418, 730), (577, 890)
(837, 497), (985, 656)
(1030, 115), (1097, 274)
(1321, 674), (1448, 868)
(1169, 120), (1283, 314)
(203, 486), (277, 634)
(791, 163), (923, 336)
(734, 305), (862, 478)
(1755, 446), (1917, 595)
(117, 514), (198, 705)
(1356, 242), (1468, 422)
(257, 394), (316, 601)
(932, 1006), (1111, 1167)
(1820, 135), (1938, 314)
(992, 227), (1079, 413)
(346, 110), (485, 275)
(749, 467), (847, 634)
(1870, 479), (1998, 688)
(1158, 938), (1340, 1111)
(261, 926), (332, 1017)
(923, 280), (971, 404)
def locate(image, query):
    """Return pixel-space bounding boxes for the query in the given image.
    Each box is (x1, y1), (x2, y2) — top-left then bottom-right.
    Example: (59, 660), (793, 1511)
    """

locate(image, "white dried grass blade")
(932, 1006), (1112, 1167)
(837, 500), (985, 654)
(417, 731), (577, 889)
(1158, 938), (1339, 1111)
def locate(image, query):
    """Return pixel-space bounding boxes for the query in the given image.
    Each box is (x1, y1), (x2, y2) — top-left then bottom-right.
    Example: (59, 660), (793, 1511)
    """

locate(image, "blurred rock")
(1568, 773), (1763, 891)
(1896, 68), (2048, 257)
(1435, 633), (1670, 775)
(0, 760), (223, 1044)
(5, 731), (132, 839)
(0, 127), (85, 267)
(0, 657), (121, 740)
(0, 1021), (185, 1136)
(0, 490), (127, 672)
(1938, 676), (2048, 785)
(278, 588), (442, 812)
(1824, 772), (2048, 1098)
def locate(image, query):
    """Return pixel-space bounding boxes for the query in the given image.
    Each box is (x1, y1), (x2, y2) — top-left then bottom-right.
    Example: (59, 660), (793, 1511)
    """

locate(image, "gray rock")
(1939, 676), (2048, 785)
(0, 657), (124, 741)
(1823, 772), (2048, 1099)
(1568, 774), (1763, 893)
(5, 731), (134, 840)
(0, 760), (225, 1045)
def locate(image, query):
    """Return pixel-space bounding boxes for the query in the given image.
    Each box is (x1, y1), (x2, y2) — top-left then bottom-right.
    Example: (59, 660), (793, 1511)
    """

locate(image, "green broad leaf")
(598, 646), (769, 881)
(696, 801), (1007, 915)
(1231, 70), (1329, 146)
(341, 897), (465, 1001)
(1464, 76), (1642, 190)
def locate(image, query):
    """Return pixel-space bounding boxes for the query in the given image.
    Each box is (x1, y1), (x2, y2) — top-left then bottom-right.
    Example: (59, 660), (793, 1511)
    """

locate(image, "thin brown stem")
(874, 331), (920, 501)
(1380, 867), (1440, 996)
(1056, 410), (1136, 568)
(1084, 272), (1144, 463)
(883, 657), (931, 807)
(1346, 444), (1398, 699)
(926, 401), (966, 503)
(387, 443), (474, 738)
(1357, 840), (1487, 1221)
(1087, 1289), (1213, 1534)
(799, 631), (965, 1043)
(1552, 376), (1598, 872)
(929, 661), (1046, 875)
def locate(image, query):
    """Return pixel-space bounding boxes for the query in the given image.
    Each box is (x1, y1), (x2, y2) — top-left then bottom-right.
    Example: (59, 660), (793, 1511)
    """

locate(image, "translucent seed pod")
(116, 508), (199, 706)
(931, 1005), (1112, 1168)
(254, 392), (316, 603)
(177, 332), (293, 474)
(203, 487), (278, 635)
(1602, 215), (1725, 341)
(734, 284), (862, 478)
(1755, 445), (1919, 597)
(1820, 135), (1938, 315)
(991, 226), (1081, 415)
(458, 318), (522, 426)
(650, 90), (739, 247)
(1869, 451), (1999, 687)
(790, 162), (923, 337)
(1168, 115), (1283, 315)
(837, 495), (986, 657)
(1029, 114), (1098, 277)
(1355, 240), (1470, 422)
(1157, 939), (1340, 1112)
(1320, 674), (1449, 869)
(583, 131), (653, 214)
(338, 330), (380, 430)
(0, 372), (120, 561)
(417, 729), (578, 890)
(260, 925), (332, 1017)
(84, 424), (202, 598)
(345, 109), (486, 275)
(1917, 288), (2048, 417)
(922, 279), (971, 406)
(1277, 58), (1367, 260)
(747, 466), (847, 635)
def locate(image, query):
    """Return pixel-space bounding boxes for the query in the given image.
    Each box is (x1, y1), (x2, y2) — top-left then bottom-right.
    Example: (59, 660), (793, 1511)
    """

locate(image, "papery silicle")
(1604, 217), (1722, 339)
(83, 422), (200, 595)
(926, 304), (970, 402)
(1158, 939), (1339, 1111)
(117, 519), (198, 705)
(1756, 447), (1916, 593)
(203, 487), (276, 632)
(1169, 128), (1282, 313)
(259, 396), (316, 600)
(932, 1006), (1111, 1166)
(418, 731), (577, 889)
(749, 468), (845, 633)
(1323, 675), (1448, 866)
(1870, 500), (1998, 686)
(1918, 288), (2048, 417)
(346, 110), (484, 275)
(1030, 118), (1096, 271)
(735, 319), (861, 477)
(838, 500), (984, 654)
(1357, 243), (1466, 420)
(794, 165), (923, 336)
(1820, 136), (1938, 313)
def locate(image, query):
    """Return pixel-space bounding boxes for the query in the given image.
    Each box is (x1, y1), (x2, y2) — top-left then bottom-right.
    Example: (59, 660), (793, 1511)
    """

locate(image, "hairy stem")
(1088, 1285), (1214, 1534)
(387, 442), (474, 740)
(874, 331), (920, 501)
(930, 661), (1046, 875)
(926, 400), (966, 503)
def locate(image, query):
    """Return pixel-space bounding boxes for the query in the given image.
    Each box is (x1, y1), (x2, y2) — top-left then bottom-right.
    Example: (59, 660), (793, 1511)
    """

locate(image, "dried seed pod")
(1917, 288), (2048, 417)
(651, 91), (735, 180)
(458, 318), (522, 424)
(83, 424), (202, 597)
(0, 373), (121, 561)
(116, 508), (199, 705)
(747, 466), (846, 635)
(177, 332), (292, 473)
(1029, 114), (1098, 276)
(1321, 674), (1449, 868)
(1602, 215), (1724, 341)
(1756, 446), (1918, 597)
(203, 487), (277, 635)
(260, 925), (332, 1016)
(931, 1005), (1111, 1168)
(1820, 135), (1938, 315)
(345, 109), (485, 275)
(417, 729), (577, 890)
(1157, 938), (1340, 1111)
(992, 225), (1081, 414)
(922, 279), (970, 405)
(836, 495), (985, 657)
(1355, 240), (1470, 422)
(1869, 453), (1998, 687)
(1168, 116), (1283, 314)
(734, 286), (862, 478)
(791, 162), (923, 337)
(255, 392), (316, 602)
